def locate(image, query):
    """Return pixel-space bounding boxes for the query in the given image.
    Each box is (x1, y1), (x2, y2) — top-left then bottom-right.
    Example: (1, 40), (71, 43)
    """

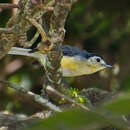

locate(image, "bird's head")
(85, 54), (112, 73)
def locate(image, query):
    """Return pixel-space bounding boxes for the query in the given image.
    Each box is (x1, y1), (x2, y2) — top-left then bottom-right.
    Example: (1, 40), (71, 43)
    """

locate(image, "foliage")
(28, 91), (130, 130)
(0, 0), (130, 130)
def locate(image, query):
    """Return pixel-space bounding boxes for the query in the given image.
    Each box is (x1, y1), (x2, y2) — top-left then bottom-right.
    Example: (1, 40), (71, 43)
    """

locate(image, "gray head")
(85, 53), (112, 73)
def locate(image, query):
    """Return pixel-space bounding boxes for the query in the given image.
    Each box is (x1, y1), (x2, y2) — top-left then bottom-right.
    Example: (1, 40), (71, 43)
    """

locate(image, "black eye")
(96, 58), (100, 62)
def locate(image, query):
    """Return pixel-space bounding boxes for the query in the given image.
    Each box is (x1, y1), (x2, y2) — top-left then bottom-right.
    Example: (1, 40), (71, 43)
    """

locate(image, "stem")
(27, 17), (47, 43)
(0, 26), (16, 33)
(0, 3), (19, 9)
(46, 86), (90, 111)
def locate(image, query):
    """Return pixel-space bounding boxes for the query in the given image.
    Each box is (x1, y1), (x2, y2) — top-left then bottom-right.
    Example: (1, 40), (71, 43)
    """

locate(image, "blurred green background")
(0, 0), (130, 117)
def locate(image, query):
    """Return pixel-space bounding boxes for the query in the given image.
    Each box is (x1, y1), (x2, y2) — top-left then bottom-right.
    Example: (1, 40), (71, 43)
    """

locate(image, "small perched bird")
(8, 45), (112, 77)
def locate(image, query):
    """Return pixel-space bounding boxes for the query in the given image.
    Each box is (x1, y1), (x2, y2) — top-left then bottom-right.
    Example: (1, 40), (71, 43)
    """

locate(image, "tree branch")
(0, 111), (52, 130)
(0, 0), (55, 59)
(27, 17), (47, 43)
(0, 80), (61, 112)
(46, 85), (90, 111)
(0, 26), (17, 33)
(0, 3), (19, 9)
(41, 0), (76, 95)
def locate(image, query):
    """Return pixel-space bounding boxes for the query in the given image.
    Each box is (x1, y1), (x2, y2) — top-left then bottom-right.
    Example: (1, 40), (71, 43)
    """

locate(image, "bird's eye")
(96, 58), (100, 62)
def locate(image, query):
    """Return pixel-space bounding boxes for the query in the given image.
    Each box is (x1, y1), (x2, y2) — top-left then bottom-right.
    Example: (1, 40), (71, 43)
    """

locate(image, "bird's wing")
(61, 45), (87, 57)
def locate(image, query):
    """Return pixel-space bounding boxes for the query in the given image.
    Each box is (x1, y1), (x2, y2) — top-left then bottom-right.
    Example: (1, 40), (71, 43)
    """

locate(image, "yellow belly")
(61, 56), (99, 77)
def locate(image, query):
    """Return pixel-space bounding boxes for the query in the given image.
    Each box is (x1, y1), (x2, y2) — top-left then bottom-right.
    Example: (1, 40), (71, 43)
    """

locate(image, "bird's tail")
(8, 47), (47, 67)
(8, 47), (37, 58)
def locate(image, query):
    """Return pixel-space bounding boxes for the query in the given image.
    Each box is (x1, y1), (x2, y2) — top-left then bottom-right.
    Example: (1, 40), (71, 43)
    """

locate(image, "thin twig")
(43, 7), (54, 11)
(27, 18), (42, 47)
(0, 80), (62, 112)
(27, 17), (47, 43)
(0, 111), (52, 129)
(0, 3), (19, 9)
(0, 26), (16, 33)
(46, 85), (90, 111)
(25, 111), (52, 120)
(27, 17), (54, 52)
(28, 31), (40, 46)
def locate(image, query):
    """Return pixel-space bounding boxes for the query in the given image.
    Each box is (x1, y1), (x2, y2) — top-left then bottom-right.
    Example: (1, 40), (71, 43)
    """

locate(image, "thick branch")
(42, 0), (75, 92)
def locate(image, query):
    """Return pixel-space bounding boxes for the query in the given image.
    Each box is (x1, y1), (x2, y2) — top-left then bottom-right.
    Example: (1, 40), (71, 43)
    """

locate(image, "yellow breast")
(61, 56), (101, 77)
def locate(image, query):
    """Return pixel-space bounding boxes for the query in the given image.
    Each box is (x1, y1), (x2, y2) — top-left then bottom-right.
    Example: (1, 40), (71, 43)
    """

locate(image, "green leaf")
(27, 109), (127, 130)
(104, 93), (130, 115)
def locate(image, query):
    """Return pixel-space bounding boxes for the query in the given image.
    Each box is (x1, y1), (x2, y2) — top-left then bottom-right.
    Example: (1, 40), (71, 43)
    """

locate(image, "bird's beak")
(104, 64), (113, 68)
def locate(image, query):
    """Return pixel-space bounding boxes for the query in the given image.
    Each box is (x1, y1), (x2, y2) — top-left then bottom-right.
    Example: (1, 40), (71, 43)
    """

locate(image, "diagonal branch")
(0, 80), (62, 112)
(46, 85), (90, 111)
(0, 111), (52, 130)
(27, 17), (54, 52)
(27, 17), (47, 43)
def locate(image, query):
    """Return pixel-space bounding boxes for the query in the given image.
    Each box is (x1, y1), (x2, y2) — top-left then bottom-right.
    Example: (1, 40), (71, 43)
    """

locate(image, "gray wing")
(61, 45), (88, 57)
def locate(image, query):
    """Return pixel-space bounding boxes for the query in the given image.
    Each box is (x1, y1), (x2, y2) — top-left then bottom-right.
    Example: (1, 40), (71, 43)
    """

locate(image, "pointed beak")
(104, 64), (113, 68)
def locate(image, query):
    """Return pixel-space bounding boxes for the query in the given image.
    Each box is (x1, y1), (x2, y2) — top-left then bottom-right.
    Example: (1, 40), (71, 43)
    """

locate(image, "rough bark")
(0, 0), (77, 129)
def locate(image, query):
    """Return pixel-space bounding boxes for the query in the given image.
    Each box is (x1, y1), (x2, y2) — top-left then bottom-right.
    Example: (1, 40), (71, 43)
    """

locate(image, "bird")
(8, 45), (112, 77)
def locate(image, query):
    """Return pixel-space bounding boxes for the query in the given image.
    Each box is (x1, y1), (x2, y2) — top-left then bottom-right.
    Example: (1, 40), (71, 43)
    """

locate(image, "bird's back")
(61, 45), (88, 58)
